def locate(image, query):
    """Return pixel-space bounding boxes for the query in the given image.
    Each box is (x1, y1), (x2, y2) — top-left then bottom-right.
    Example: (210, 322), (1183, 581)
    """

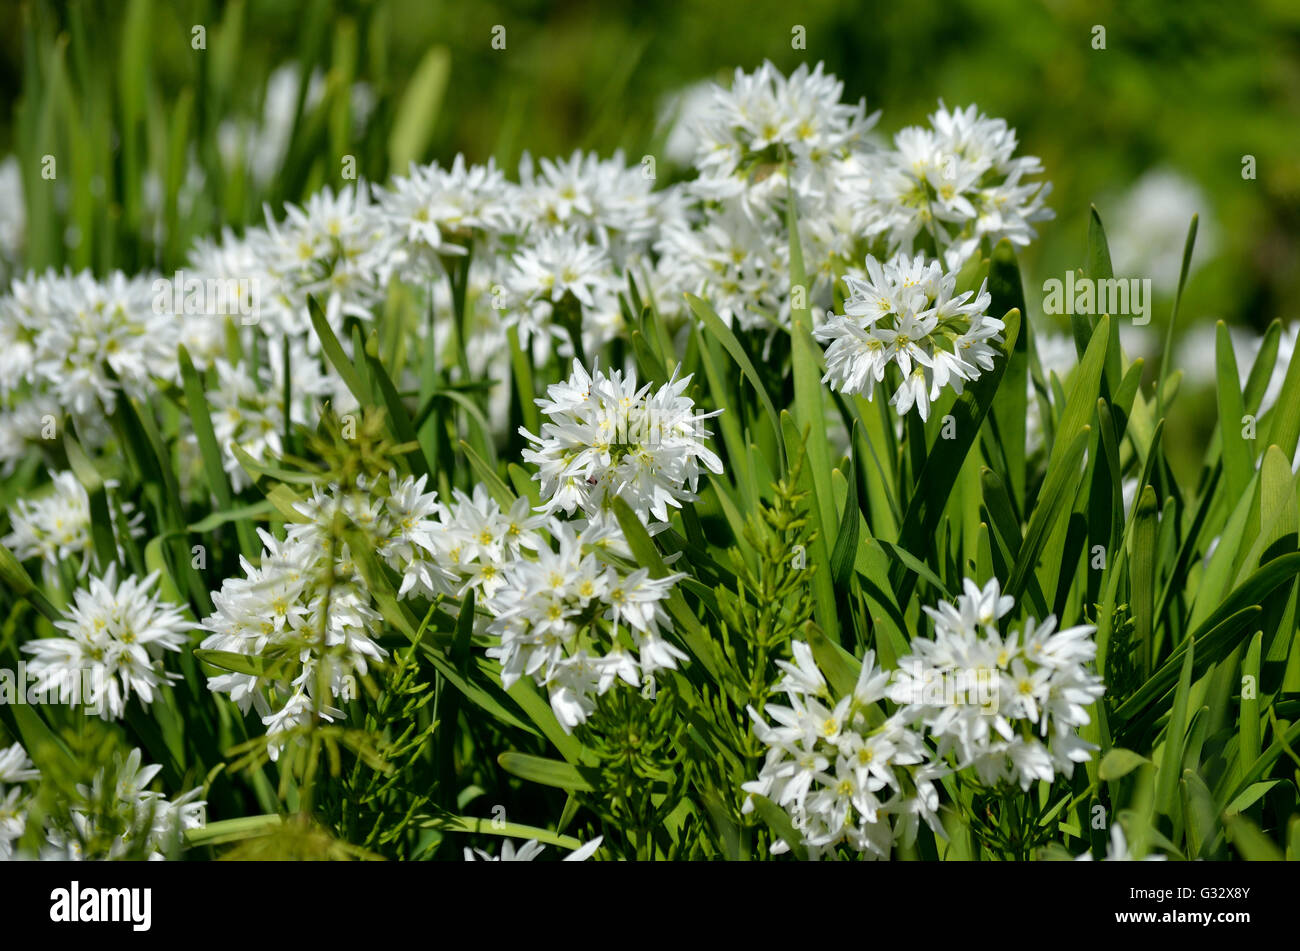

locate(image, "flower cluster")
(688, 62), (878, 207)
(0, 742), (40, 860)
(742, 644), (946, 859)
(483, 518), (684, 731)
(0, 270), (194, 419)
(0, 742), (205, 861)
(22, 567), (194, 721)
(0, 59), (1081, 862)
(745, 578), (1104, 859)
(203, 339), (351, 492)
(0, 61), (1049, 486)
(414, 485), (545, 600)
(198, 447), (698, 741)
(3, 470), (144, 579)
(197, 476), (423, 756)
(815, 253), (1002, 420)
(522, 359), (724, 526)
(656, 65), (1050, 335)
(898, 577), (1105, 791)
(861, 102), (1054, 270)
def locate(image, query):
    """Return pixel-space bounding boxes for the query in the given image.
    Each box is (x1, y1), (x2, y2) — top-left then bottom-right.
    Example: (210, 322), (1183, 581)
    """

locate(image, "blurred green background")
(3, 0), (1298, 435)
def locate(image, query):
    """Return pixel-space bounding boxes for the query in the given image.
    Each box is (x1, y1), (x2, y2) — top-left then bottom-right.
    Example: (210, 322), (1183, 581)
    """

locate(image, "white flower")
(22, 566), (193, 720)
(744, 646), (946, 859)
(517, 150), (658, 253)
(1075, 823), (1166, 862)
(505, 229), (622, 357)
(427, 485), (546, 599)
(203, 337), (338, 492)
(2, 269), (184, 418)
(377, 155), (515, 268)
(816, 254), (1001, 421)
(248, 182), (393, 339)
(899, 577), (1105, 791)
(749, 579), (1105, 856)
(483, 518), (684, 731)
(860, 101), (1052, 269)
(654, 198), (789, 332)
(3, 470), (143, 575)
(72, 747), (206, 859)
(521, 359), (724, 525)
(200, 501), (387, 757)
(689, 61), (878, 212)
(463, 834), (603, 861)
(0, 743), (38, 785)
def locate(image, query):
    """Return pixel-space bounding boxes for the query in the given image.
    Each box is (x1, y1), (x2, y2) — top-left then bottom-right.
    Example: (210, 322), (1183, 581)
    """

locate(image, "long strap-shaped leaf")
(889, 309), (1020, 606)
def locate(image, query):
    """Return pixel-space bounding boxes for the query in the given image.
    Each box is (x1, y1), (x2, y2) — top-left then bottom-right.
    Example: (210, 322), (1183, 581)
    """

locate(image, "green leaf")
(366, 347), (430, 477)
(194, 649), (271, 678)
(1225, 780), (1280, 817)
(420, 814), (586, 851)
(9, 702), (77, 776)
(1238, 630), (1264, 776)
(1155, 636), (1194, 818)
(1181, 769), (1218, 860)
(505, 676), (584, 765)
(62, 436), (118, 570)
(1007, 424), (1089, 604)
(187, 500), (276, 533)
(1117, 552), (1300, 722)
(178, 345), (237, 510)
(422, 648), (538, 737)
(829, 449), (861, 590)
(1099, 748), (1151, 782)
(458, 440), (514, 508)
(497, 752), (595, 792)
(1263, 315), (1300, 462)
(1243, 320), (1281, 414)
(782, 413), (840, 644)
(1131, 485), (1160, 680)
(185, 814), (284, 847)
(750, 795), (809, 861)
(610, 497), (723, 684)
(876, 539), (952, 601)
(1238, 444), (1299, 578)
(1085, 206), (1122, 392)
(143, 536), (188, 609)
(687, 293), (784, 469)
(1225, 814), (1284, 861)
(1215, 321), (1252, 502)
(308, 295), (369, 405)
(1156, 215), (1198, 418)
(230, 444), (321, 486)
(507, 325), (541, 437)
(1033, 314), (1112, 598)
(388, 45), (449, 169)
(787, 195), (837, 568)
(1086, 204), (1114, 284)
(892, 309), (1020, 603)
(805, 621), (861, 699)
(987, 240), (1029, 506)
